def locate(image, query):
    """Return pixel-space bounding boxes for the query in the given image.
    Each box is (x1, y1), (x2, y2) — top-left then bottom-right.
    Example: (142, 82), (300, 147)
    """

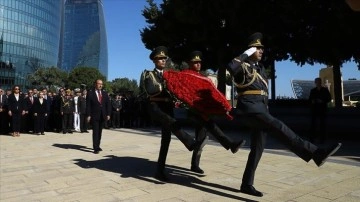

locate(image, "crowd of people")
(0, 86), (150, 137)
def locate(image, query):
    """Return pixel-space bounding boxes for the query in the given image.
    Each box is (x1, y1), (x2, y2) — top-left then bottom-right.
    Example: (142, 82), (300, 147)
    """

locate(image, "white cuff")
(243, 47), (257, 56)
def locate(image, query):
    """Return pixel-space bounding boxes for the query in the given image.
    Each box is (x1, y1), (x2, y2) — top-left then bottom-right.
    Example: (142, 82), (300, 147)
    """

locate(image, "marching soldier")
(184, 51), (245, 174)
(227, 32), (341, 197)
(140, 46), (198, 182)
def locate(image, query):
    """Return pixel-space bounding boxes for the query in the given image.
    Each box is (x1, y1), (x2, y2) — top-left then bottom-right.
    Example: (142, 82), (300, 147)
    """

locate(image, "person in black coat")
(33, 92), (47, 135)
(227, 32), (341, 197)
(23, 89), (36, 133)
(7, 85), (26, 137)
(86, 79), (111, 154)
(53, 88), (65, 133)
(308, 77), (332, 143)
(0, 88), (9, 134)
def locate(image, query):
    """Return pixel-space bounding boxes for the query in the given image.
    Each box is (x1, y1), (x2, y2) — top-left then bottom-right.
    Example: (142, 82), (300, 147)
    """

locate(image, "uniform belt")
(149, 97), (171, 102)
(238, 90), (268, 96)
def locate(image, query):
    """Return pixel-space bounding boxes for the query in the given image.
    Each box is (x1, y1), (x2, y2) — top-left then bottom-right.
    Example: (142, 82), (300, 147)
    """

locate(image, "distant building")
(291, 66), (360, 102)
(0, 0), (108, 90)
(292, 79), (360, 100)
(60, 0), (108, 77)
(0, 1), (63, 90)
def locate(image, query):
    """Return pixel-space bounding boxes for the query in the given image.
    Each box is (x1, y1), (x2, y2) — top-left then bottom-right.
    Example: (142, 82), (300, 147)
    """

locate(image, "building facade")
(60, 0), (108, 77)
(0, 0), (63, 90)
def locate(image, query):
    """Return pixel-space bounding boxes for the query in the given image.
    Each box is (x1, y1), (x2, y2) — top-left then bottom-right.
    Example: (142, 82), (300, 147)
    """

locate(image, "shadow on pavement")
(52, 143), (94, 153)
(73, 155), (258, 202)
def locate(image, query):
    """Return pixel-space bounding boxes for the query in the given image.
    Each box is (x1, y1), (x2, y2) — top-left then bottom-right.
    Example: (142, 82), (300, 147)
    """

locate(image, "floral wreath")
(163, 69), (233, 120)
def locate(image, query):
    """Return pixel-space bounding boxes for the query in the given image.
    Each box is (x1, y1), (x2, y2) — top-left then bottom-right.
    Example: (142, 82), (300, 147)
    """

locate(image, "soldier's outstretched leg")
(204, 119), (245, 154)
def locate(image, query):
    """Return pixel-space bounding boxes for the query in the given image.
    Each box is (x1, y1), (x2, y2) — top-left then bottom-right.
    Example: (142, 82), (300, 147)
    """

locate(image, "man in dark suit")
(227, 32), (341, 197)
(24, 89), (35, 133)
(86, 79), (111, 154)
(309, 77), (332, 143)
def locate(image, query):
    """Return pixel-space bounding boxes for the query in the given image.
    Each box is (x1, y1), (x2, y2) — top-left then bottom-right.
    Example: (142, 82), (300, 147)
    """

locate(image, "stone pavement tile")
(290, 194), (332, 202)
(3, 190), (58, 202)
(44, 176), (78, 184)
(21, 170), (63, 183)
(73, 194), (121, 202)
(56, 181), (118, 195)
(0, 174), (28, 183)
(110, 188), (149, 200)
(29, 182), (70, 193)
(0, 189), (33, 200)
(332, 189), (360, 202)
(0, 181), (48, 193)
(311, 176), (360, 200)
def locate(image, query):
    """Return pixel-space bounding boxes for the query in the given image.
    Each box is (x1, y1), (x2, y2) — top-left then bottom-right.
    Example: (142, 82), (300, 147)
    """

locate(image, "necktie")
(30, 97), (33, 104)
(98, 90), (102, 103)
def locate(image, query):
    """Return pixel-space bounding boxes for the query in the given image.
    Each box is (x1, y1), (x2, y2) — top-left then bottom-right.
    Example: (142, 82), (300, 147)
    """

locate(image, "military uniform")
(140, 46), (197, 182)
(185, 51), (245, 174)
(61, 89), (74, 134)
(111, 95), (122, 128)
(227, 32), (341, 197)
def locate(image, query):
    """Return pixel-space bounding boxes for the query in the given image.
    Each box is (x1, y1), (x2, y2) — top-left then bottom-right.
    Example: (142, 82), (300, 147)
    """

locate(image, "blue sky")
(103, 0), (359, 97)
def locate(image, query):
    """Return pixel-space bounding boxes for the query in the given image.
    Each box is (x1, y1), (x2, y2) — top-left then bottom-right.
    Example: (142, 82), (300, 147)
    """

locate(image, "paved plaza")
(1, 128), (359, 202)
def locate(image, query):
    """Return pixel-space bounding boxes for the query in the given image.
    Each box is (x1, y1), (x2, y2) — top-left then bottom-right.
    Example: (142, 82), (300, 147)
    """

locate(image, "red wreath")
(163, 69), (233, 120)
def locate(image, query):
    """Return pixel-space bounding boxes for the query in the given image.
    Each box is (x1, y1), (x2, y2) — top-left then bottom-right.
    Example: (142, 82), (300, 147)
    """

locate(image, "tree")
(67, 67), (106, 90)
(109, 78), (139, 96)
(27, 67), (68, 90)
(141, 0), (360, 107)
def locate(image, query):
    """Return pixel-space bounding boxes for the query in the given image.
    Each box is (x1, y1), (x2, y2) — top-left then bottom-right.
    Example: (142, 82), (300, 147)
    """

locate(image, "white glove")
(243, 47), (257, 57)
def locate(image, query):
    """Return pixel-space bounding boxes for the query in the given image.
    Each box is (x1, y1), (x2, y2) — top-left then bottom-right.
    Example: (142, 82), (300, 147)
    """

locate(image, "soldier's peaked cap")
(188, 51), (202, 62)
(149, 46), (168, 60)
(248, 32), (264, 47)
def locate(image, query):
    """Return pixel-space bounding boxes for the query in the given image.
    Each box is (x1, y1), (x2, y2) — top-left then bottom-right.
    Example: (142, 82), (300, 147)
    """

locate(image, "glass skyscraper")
(0, 0), (63, 89)
(60, 0), (108, 77)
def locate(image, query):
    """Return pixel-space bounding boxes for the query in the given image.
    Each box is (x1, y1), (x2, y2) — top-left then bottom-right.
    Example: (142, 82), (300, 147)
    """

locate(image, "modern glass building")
(0, 0), (63, 90)
(291, 79), (360, 100)
(60, 0), (108, 77)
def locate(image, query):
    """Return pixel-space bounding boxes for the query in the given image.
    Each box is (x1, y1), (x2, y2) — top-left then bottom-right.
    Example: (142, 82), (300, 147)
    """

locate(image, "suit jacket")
(7, 93), (26, 114)
(76, 96), (87, 114)
(0, 94), (8, 110)
(25, 96), (35, 114)
(43, 96), (52, 113)
(33, 98), (47, 115)
(86, 89), (111, 121)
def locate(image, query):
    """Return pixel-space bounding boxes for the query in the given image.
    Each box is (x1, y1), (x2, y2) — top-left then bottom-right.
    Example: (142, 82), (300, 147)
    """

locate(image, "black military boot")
(313, 143), (342, 167)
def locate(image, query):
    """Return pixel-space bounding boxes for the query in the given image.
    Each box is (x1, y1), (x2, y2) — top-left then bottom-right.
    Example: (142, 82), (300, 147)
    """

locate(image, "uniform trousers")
(74, 113), (80, 131)
(148, 101), (195, 173)
(236, 97), (318, 186)
(62, 113), (73, 132)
